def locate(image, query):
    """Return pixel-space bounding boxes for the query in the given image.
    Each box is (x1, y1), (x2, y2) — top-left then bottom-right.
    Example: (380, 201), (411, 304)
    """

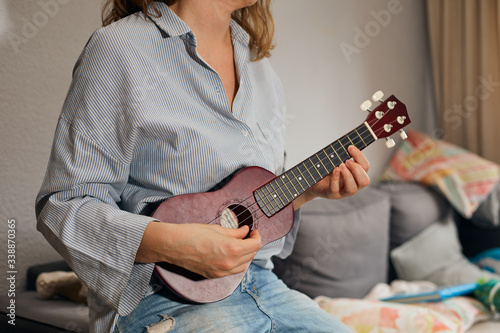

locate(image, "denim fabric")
(114, 264), (350, 332)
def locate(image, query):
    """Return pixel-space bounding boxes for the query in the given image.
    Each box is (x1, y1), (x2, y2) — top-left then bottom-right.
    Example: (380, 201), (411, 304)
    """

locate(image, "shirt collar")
(229, 19), (251, 47)
(148, 2), (250, 47)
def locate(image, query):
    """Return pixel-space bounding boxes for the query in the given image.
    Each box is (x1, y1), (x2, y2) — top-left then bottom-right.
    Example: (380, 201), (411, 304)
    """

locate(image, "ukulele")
(152, 91), (411, 303)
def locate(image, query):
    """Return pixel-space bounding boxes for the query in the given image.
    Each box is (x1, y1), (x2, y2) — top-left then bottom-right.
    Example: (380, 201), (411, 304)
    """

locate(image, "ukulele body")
(152, 166), (295, 303)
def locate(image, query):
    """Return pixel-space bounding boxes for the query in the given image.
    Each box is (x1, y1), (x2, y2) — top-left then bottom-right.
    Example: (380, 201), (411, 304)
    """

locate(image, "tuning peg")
(383, 124), (393, 132)
(385, 137), (395, 148)
(397, 116), (406, 124)
(375, 111), (384, 119)
(399, 130), (408, 140)
(387, 101), (397, 109)
(372, 90), (384, 102)
(360, 100), (372, 112)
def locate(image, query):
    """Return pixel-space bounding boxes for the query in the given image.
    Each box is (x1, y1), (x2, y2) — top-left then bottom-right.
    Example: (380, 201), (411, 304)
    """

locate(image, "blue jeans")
(114, 264), (350, 332)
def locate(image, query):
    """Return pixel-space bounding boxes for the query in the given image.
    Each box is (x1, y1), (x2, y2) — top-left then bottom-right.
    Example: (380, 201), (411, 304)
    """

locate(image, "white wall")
(0, 0), (435, 294)
(270, 0), (435, 174)
(0, 0), (104, 294)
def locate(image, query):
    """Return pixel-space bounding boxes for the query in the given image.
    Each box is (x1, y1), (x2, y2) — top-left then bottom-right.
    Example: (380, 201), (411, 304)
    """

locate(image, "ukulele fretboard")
(254, 123), (375, 217)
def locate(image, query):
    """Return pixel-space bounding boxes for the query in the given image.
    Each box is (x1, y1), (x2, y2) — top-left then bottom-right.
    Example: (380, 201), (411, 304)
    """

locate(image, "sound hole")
(220, 204), (253, 231)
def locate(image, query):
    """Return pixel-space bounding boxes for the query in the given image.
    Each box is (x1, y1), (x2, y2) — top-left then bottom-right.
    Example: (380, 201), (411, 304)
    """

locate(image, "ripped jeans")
(114, 264), (350, 332)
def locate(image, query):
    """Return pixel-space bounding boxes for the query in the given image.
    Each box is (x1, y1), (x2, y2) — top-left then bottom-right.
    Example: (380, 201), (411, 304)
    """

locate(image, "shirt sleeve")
(35, 29), (155, 316)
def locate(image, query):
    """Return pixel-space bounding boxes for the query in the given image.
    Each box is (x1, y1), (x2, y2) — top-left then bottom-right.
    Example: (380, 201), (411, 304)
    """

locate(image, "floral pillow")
(381, 130), (499, 218)
(315, 296), (490, 333)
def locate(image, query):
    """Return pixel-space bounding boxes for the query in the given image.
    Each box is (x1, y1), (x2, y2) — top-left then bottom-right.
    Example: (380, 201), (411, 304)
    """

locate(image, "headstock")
(360, 91), (411, 148)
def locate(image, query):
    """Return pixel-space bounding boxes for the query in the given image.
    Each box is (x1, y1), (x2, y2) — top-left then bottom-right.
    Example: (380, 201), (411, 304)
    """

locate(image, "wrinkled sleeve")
(35, 29), (155, 316)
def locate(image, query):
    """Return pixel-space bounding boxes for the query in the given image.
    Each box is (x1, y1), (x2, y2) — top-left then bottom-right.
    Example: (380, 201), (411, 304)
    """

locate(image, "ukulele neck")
(254, 123), (375, 217)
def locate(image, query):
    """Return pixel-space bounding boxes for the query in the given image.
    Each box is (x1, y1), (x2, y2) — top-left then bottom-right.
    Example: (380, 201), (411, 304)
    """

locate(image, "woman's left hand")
(293, 145), (370, 210)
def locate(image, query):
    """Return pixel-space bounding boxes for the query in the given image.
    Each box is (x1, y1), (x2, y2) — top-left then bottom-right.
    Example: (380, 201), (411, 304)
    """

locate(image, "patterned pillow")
(315, 296), (491, 333)
(381, 130), (500, 218)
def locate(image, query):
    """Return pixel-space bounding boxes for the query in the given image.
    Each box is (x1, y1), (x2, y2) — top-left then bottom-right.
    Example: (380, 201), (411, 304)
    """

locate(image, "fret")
(309, 155), (329, 179)
(295, 163), (313, 187)
(345, 132), (358, 151)
(338, 138), (349, 156)
(255, 190), (272, 216)
(343, 133), (357, 151)
(339, 136), (353, 160)
(349, 129), (367, 150)
(331, 140), (349, 162)
(354, 128), (367, 147)
(326, 143), (343, 166)
(309, 157), (324, 180)
(346, 132), (355, 147)
(269, 181), (287, 208)
(276, 175), (295, 203)
(316, 151), (331, 174)
(302, 158), (320, 183)
(289, 168), (307, 192)
(349, 132), (363, 149)
(321, 148), (336, 170)
(357, 124), (375, 146)
(262, 185), (283, 212)
(284, 170), (303, 198)
(262, 184), (280, 212)
(324, 145), (342, 166)
(319, 149), (336, 171)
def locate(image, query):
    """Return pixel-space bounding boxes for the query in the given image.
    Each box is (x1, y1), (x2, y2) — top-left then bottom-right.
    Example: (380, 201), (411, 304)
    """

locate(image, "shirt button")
(241, 130), (249, 137)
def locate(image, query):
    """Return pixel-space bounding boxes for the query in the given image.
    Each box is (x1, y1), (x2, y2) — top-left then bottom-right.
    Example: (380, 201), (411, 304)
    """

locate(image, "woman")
(36, 0), (370, 331)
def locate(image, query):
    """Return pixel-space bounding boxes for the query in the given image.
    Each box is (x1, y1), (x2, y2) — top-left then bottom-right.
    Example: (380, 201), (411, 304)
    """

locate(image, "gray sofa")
(2, 182), (499, 332)
(0, 261), (89, 332)
(273, 181), (500, 332)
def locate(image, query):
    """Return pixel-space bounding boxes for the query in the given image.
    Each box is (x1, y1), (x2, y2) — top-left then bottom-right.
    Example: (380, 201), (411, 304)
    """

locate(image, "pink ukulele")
(152, 91), (411, 303)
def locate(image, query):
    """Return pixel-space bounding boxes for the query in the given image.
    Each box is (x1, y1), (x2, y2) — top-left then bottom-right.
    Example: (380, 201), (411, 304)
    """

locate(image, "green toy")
(474, 278), (500, 317)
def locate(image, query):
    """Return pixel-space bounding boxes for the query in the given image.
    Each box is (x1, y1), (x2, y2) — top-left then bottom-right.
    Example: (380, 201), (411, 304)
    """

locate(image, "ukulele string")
(208, 111), (399, 229)
(226, 111), (400, 229)
(219, 125), (376, 229)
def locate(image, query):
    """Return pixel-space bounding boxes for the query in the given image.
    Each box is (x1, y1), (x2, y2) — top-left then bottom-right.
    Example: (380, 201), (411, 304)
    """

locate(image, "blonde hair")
(102, 0), (274, 61)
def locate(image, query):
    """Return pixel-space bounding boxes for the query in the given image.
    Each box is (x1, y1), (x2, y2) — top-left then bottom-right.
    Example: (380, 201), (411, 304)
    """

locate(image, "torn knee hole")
(146, 315), (175, 333)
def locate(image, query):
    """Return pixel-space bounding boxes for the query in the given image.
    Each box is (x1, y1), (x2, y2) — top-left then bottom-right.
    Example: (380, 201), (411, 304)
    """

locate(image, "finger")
(328, 167), (342, 197)
(244, 229), (261, 251)
(338, 162), (358, 196)
(248, 228), (261, 240)
(345, 159), (370, 189)
(348, 145), (370, 172)
(226, 225), (250, 239)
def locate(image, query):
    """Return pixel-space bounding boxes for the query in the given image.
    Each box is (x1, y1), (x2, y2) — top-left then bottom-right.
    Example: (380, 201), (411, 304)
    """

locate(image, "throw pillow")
(273, 186), (391, 299)
(381, 130), (500, 218)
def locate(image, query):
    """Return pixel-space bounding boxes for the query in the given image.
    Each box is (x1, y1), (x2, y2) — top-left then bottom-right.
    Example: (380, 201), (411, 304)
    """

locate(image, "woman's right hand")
(135, 222), (261, 279)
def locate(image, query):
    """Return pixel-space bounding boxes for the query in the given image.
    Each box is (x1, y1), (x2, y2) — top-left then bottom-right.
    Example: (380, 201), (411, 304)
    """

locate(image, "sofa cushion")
(376, 182), (450, 249)
(390, 214), (500, 286)
(0, 291), (88, 332)
(273, 186), (391, 299)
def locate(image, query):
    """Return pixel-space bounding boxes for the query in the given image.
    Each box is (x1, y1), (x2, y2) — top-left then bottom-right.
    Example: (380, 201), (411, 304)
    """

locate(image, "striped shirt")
(35, 3), (298, 332)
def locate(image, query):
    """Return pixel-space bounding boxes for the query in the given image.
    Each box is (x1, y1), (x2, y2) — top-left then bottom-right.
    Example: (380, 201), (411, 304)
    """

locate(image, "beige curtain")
(426, 0), (500, 164)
